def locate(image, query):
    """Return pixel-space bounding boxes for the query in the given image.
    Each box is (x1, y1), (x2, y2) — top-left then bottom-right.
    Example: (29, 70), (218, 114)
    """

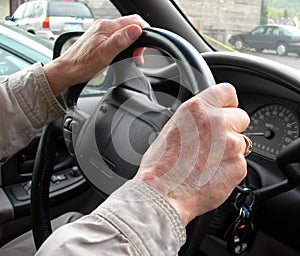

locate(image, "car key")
(225, 190), (256, 255)
(226, 204), (255, 255)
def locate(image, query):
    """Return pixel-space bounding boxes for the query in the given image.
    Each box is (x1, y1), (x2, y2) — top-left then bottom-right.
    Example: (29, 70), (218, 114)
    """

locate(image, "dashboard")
(197, 52), (300, 253)
(242, 95), (300, 161)
(2, 49), (293, 253)
(202, 52), (300, 164)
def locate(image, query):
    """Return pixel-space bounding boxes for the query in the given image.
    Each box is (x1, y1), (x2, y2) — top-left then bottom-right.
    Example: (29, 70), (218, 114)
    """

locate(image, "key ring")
(234, 188), (255, 210)
(236, 186), (252, 195)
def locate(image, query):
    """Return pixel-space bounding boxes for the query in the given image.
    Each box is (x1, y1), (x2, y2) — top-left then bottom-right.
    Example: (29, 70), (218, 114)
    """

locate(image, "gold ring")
(242, 134), (252, 157)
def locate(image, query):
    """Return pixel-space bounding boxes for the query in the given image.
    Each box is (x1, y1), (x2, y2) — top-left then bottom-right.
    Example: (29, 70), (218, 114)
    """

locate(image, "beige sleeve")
(0, 63), (66, 164)
(36, 180), (186, 256)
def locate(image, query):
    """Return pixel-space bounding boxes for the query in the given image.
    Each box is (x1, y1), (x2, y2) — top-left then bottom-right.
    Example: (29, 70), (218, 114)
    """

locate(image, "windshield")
(174, 0), (300, 71)
(49, 2), (93, 18)
(284, 25), (300, 35)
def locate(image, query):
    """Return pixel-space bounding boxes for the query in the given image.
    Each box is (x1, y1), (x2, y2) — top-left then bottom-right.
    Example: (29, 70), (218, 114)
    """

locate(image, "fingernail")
(127, 26), (141, 41)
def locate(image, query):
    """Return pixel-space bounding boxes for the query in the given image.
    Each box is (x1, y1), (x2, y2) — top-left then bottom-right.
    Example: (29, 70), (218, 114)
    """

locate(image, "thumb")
(103, 25), (143, 64)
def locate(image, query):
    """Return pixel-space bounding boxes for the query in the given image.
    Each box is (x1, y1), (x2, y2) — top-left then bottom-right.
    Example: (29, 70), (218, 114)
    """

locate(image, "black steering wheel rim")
(73, 27), (216, 194)
(31, 27), (216, 254)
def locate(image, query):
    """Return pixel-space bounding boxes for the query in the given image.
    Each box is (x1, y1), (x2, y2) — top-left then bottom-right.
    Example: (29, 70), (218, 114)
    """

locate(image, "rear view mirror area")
(53, 31), (83, 58)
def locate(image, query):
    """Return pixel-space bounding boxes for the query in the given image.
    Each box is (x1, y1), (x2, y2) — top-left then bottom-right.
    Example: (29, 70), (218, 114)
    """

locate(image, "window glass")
(265, 27), (274, 35)
(284, 25), (300, 35)
(252, 26), (265, 35)
(0, 48), (30, 75)
(49, 2), (93, 18)
(273, 27), (281, 36)
(13, 3), (26, 19)
(80, 0), (121, 96)
(32, 3), (44, 18)
(174, 0), (300, 70)
(23, 3), (35, 18)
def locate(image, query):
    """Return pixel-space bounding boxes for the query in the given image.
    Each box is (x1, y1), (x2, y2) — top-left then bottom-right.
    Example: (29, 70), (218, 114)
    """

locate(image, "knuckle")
(131, 14), (142, 20)
(113, 31), (127, 49)
(180, 99), (209, 124)
(97, 19), (110, 29)
(181, 98), (207, 119)
(130, 14), (145, 25)
(237, 108), (250, 129)
(225, 133), (241, 154)
(183, 97), (201, 111)
(221, 82), (236, 95)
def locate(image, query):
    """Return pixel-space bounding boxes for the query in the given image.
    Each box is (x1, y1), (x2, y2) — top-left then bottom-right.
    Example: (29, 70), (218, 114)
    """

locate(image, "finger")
(133, 47), (146, 66)
(114, 14), (150, 29)
(222, 132), (247, 158)
(241, 134), (252, 157)
(99, 14), (150, 33)
(223, 107), (250, 133)
(197, 83), (239, 108)
(101, 25), (143, 64)
(218, 155), (247, 188)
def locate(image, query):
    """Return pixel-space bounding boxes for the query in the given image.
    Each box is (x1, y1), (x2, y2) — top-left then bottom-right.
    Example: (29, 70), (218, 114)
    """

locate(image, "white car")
(0, 22), (52, 75)
(5, 1), (94, 41)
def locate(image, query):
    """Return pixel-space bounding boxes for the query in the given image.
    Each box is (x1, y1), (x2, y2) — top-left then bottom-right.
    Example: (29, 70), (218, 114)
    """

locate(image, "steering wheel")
(31, 27), (216, 254)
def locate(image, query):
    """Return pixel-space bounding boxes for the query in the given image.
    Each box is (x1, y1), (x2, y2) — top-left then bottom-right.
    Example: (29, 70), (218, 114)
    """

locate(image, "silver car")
(5, 1), (94, 41)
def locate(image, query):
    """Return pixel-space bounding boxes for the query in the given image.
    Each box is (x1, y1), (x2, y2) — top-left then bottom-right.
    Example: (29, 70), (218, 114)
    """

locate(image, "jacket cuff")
(10, 62), (66, 129)
(94, 180), (186, 255)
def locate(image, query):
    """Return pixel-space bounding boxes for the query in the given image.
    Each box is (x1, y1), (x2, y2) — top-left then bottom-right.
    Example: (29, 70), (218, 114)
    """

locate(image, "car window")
(174, 0), (300, 70)
(32, 2), (44, 18)
(265, 27), (274, 35)
(0, 30), (52, 65)
(13, 3), (26, 19)
(80, 0), (121, 96)
(48, 2), (93, 18)
(23, 2), (35, 18)
(252, 26), (265, 35)
(0, 47), (31, 75)
(283, 25), (300, 35)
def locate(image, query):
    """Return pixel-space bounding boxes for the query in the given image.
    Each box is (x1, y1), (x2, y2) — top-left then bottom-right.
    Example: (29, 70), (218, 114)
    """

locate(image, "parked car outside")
(229, 24), (300, 56)
(5, 1), (94, 41)
(0, 22), (52, 75)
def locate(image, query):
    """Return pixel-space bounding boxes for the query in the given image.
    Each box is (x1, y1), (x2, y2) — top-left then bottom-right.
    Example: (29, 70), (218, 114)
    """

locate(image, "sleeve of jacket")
(36, 180), (187, 256)
(0, 63), (66, 165)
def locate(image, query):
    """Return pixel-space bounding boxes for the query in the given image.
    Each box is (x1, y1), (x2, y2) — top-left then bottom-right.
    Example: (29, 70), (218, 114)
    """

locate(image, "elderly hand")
(43, 15), (148, 95)
(134, 83), (250, 226)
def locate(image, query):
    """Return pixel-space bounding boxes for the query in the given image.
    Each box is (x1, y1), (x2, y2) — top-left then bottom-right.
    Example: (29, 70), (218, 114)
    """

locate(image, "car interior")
(1, 0), (300, 255)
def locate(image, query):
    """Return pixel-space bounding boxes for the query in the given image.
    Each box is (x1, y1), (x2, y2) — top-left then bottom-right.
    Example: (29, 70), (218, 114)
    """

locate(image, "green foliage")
(266, 0), (300, 16)
(268, 7), (284, 18)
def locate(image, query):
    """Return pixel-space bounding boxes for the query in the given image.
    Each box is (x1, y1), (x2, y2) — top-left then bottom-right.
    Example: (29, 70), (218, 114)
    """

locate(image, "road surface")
(243, 50), (300, 71)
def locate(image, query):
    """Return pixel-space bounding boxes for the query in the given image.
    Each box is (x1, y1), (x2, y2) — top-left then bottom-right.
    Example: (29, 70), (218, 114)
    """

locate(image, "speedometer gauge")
(245, 104), (299, 160)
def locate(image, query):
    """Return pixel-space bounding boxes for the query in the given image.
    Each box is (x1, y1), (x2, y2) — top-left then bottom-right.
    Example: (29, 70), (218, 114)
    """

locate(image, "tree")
(284, 8), (288, 18)
(260, 0), (268, 25)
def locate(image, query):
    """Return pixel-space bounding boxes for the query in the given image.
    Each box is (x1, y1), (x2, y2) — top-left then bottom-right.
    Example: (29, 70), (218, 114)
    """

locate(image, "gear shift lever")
(254, 137), (300, 200)
(276, 137), (300, 184)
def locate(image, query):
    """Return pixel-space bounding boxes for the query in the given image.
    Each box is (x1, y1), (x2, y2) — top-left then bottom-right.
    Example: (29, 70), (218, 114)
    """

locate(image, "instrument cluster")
(244, 102), (299, 160)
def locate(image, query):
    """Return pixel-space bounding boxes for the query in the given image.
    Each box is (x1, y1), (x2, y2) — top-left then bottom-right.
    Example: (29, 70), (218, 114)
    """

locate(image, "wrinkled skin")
(43, 14), (250, 228)
(43, 15), (148, 95)
(134, 83), (250, 226)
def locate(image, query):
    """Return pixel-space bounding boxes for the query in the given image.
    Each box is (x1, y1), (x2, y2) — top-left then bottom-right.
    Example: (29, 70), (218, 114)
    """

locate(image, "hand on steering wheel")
(31, 27), (249, 256)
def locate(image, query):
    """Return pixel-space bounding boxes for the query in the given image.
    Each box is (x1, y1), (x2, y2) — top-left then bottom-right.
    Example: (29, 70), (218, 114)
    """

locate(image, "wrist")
(164, 195), (194, 227)
(43, 57), (74, 95)
(134, 174), (193, 227)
